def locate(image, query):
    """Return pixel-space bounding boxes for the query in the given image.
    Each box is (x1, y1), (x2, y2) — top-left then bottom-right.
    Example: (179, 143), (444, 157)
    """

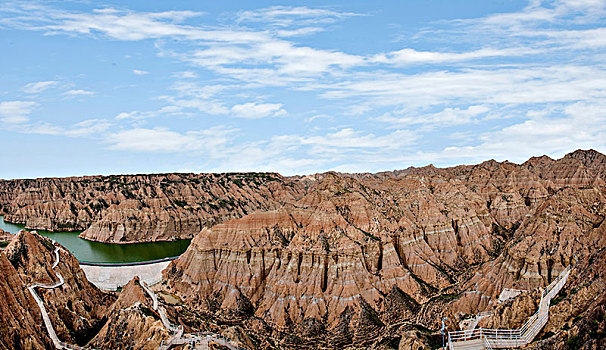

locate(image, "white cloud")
(298, 128), (417, 150)
(276, 27), (325, 37)
(231, 102), (286, 119)
(157, 82), (232, 116)
(321, 65), (606, 110)
(106, 126), (234, 153)
(22, 81), (59, 93)
(0, 101), (37, 124)
(172, 71), (198, 79)
(539, 27), (606, 49)
(236, 6), (361, 27)
(305, 114), (331, 122)
(168, 98), (229, 115)
(3, 5), (268, 43)
(25, 119), (112, 137)
(372, 47), (537, 65)
(183, 40), (364, 82)
(133, 69), (149, 75)
(114, 106), (183, 120)
(63, 89), (95, 96)
(378, 105), (491, 127)
(476, 0), (606, 27)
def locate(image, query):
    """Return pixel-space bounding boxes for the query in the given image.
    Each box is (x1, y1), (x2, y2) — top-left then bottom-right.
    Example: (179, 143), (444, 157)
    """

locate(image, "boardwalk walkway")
(27, 244), (94, 350)
(448, 263), (572, 349)
(140, 281), (244, 350)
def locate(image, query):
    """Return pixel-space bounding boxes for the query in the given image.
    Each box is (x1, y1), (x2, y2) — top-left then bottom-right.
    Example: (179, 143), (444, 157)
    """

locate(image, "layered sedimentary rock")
(165, 172), (497, 333)
(89, 278), (169, 350)
(0, 231), (115, 348)
(162, 149), (606, 348)
(0, 173), (303, 243)
(0, 231), (181, 349)
(2, 149), (606, 349)
(0, 237), (53, 349)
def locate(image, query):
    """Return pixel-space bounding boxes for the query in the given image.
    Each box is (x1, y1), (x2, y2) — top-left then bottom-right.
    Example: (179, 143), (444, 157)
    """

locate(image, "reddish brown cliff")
(0, 231), (182, 349)
(0, 231), (116, 348)
(0, 173), (303, 243)
(162, 149), (606, 348)
(1, 149), (606, 349)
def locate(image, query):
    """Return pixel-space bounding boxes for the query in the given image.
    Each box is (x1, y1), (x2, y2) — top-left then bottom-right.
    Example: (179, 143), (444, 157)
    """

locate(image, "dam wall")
(81, 260), (173, 291)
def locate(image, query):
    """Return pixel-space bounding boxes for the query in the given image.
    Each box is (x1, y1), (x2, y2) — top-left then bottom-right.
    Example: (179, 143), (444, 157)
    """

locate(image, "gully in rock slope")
(0, 150), (605, 349)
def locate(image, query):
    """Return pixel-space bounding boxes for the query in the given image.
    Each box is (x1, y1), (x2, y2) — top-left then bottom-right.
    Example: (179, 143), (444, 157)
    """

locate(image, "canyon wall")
(0, 172), (303, 243)
(0, 231), (176, 349)
(162, 149), (606, 348)
(1, 149), (605, 348)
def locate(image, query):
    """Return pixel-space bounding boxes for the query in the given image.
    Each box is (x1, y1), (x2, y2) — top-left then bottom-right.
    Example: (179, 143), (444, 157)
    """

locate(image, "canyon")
(0, 173), (301, 243)
(0, 149), (605, 349)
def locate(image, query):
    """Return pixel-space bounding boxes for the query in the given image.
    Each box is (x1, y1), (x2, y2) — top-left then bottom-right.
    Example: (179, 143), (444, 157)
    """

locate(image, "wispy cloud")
(24, 119), (112, 137)
(105, 126), (234, 153)
(172, 71), (198, 79)
(320, 65), (606, 110)
(133, 69), (149, 75)
(0, 101), (37, 124)
(0, 4), (266, 42)
(377, 105), (491, 128)
(371, 47), (538, 65)
(231, 102), (286, 119)
(63, 89), (95, 96)
(235, 6), (361, 27)
(22, 81), (59, 93)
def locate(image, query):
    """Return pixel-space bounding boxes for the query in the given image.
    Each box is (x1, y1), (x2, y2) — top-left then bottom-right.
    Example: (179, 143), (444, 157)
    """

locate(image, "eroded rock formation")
(0, 231), (181, 349)
(0, 173), (302, 243)
(161, 149), (606, 348)
(1, 149), (605, 349)
(0, 231), (115, 348)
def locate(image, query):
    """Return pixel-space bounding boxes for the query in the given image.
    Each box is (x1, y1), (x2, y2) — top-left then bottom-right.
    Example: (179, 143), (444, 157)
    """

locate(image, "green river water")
(0, 216), (191, 263)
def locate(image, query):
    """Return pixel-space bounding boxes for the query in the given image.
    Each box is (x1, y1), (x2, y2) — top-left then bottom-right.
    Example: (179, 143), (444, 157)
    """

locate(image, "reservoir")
(0, 216), (191, 263)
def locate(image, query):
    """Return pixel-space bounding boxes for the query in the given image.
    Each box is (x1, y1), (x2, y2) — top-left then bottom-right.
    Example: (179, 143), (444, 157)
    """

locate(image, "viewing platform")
(448, 263), (572, 349)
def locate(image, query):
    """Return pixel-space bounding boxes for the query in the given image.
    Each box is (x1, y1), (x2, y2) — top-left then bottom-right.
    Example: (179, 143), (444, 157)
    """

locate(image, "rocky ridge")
(0, 173), (302, 243)
(1, 149), (605, 349)
(0, 231), (188, 349)
(160, 149), (606, 348)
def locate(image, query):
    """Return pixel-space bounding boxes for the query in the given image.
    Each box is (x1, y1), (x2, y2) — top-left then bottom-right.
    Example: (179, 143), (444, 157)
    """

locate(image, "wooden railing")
(448, 263), (572, 349)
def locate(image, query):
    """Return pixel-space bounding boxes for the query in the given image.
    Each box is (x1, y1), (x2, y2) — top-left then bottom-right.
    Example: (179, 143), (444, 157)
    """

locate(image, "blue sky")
(1, 0), (605, 179)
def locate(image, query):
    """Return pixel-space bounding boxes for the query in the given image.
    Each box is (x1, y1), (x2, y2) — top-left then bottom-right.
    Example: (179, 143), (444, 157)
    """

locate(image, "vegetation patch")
(567, 335), (581, 350)
(140, 305), (160, 320)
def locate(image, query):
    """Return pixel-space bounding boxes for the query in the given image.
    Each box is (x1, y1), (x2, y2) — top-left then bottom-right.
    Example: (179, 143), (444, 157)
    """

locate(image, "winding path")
(140, 281), (244, 350)
(27, 240), (240, 350)
(27, 244), (93, 350)
(448, 262), (573, 349)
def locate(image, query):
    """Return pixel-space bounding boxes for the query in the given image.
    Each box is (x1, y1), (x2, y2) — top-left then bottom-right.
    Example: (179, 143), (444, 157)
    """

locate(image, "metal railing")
(448, 263), (572, 349)
(142, 281), (245, 350)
